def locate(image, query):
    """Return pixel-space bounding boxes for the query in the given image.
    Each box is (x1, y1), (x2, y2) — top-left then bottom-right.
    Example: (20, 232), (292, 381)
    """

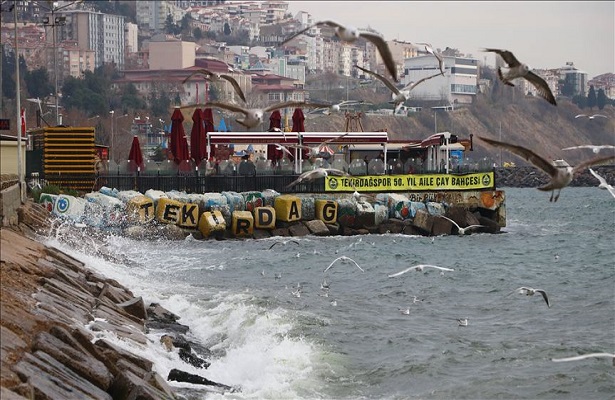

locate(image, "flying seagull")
(508, 286), (551, 307)
(457, 318), (469, 327)
(482, 48), (557, 106)
(287, 132), (351, 159)
(388, 264), (455, 277)
(268, 239), (300, 250)
(285, 167), (349, 189)
(309, 100), (366, 115)
(181, 100), (330, 130)
(281, 21), (398, 82)
(323, 256), (364, 273)
(182, 68), (247, 103)
(552, 353), (615, 365)
(574, 114), (608, 120)
(588, 168), (615, 198)
(437, 215), (485, 235)
(414, 42), (445, 75)
(354, 65), (441, 114)
(477, 136), (615, 202)
(562, 144), (615, 154)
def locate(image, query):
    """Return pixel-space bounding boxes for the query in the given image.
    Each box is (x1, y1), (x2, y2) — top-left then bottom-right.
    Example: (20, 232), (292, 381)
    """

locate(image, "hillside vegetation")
(303, 87), (614, 167)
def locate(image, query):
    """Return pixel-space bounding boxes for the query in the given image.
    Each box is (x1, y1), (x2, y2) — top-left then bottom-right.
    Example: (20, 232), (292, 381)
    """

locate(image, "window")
(450, 84), (477, 94)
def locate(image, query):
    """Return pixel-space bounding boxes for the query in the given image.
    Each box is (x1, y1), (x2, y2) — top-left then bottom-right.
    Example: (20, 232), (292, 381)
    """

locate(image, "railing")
(28, 165), (497, 194)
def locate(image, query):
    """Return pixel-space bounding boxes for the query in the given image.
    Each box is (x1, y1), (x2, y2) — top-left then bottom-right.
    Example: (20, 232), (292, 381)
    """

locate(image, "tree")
(24, 67), (54, 100)
(572, 94), (587, 109)
(586, 85), (596, 110)
(223, 22), (231, 36)
(120, 83), (147, 111)
(596, 88), (607, 110)
(164, 14), (175, 35)
(193, 27), (203, 41)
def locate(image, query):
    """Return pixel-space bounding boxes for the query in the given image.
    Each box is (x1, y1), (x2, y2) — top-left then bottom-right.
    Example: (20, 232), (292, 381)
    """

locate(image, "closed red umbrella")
(128, 135), (144, 172)
(203, 108), (216, 160)
(292, 108), (309, 159)
(190, 108), (207, 165)
(268, 110), (283, 161)
(170, 107), (186, 164)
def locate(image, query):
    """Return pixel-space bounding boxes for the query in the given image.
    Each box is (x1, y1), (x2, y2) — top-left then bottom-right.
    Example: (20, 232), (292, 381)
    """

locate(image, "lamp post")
(14, 2), (24, 202)
(442, 131), (451, 174)
(40, 1), (82, 126)
(109, 110), (129, 162)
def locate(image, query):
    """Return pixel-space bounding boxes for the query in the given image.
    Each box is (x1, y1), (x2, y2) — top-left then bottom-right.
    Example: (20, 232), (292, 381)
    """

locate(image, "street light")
(40, 1), (82, 126)
(109, 110), (129, 162)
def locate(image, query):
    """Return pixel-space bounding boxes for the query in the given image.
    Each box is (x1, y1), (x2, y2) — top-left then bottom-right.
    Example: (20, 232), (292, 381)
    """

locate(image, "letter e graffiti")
(163, 204), (180, 222)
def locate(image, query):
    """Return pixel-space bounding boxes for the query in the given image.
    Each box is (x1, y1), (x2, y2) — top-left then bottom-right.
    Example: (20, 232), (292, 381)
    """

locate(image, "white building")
(400, 55), (479, 104)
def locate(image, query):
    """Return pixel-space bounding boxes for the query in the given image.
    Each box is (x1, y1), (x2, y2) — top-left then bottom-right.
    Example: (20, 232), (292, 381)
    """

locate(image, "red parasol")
(190, 108), (207, 165)
(170, 107), (187, 164)
(203, 108), (216, 160)
(268, 110), (283, 161)
(292, 108), (309, 159)
(127, 135), (144, 172)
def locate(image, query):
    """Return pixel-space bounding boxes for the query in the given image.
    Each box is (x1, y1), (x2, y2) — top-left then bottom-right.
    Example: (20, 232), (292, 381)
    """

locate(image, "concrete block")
(253, 206), (276, 229)
(198, 210), (226, 238)
(315, 200), (337, 224)
(232, 210), (254, 238)
(155, 198), (183, 224)
(274, 195), (301, 222)
(125, 195), (155, 224)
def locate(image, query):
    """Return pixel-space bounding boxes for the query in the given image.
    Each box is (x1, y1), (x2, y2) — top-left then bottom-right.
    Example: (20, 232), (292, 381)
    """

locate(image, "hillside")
(302, 89), (615, 167)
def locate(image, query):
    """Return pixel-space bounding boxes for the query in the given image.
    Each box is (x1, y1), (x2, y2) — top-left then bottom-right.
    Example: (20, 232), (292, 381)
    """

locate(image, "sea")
(43, 187), (614, 400)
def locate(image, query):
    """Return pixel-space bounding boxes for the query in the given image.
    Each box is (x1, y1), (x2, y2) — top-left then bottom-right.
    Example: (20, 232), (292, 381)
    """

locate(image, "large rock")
(303, 220), (329, 236)
(412, 209), (434, 234)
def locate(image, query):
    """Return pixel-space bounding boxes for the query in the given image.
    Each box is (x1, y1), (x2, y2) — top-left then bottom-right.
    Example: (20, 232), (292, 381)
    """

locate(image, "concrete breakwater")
(38, 185), (506, 240)
(1, 202), (236, 399)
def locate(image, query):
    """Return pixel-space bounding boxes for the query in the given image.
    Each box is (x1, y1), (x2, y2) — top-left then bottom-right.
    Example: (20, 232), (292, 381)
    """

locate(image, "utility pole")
(14, 2), (24, 202)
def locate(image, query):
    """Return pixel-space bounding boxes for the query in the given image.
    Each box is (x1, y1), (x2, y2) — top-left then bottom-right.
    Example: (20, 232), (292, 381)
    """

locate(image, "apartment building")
(135, 0), (184, 33)
(588, 73), (615, 99)
(399, 55), (479, 104)
(559, 62), (588, 96)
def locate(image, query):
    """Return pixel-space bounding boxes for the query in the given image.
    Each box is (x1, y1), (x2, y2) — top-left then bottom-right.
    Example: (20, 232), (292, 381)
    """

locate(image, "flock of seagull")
(183, 19), (612, 365)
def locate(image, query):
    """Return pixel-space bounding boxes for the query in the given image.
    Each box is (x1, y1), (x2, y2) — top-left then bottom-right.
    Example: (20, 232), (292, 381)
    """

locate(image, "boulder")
(412, 209), (433, 234)
(288, 222), (310, 237)
(303, 220), (329, 236)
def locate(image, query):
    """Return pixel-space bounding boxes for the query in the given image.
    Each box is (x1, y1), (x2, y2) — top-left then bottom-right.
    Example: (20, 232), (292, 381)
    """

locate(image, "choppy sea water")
(44, 187), (614, 400)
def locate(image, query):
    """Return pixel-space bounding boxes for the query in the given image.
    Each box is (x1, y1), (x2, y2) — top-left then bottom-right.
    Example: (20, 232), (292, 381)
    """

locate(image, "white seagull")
(457, 318), (469, 327)
(388, 264), (454, 277)
(574, 114), (608, 120)
(477, 136), (615, 202)
(508, 286), (551, 308)
(285, 168), (349, 189)
(562, 144), (615, 154)
(399, 308), (411, 315)
(482, 48), (557, 106)
(354, 65), (441, 114)
(323, 256), (364, 273)
(182, 68), (247, 103)
(552, 353), (615, 365)
(438, 215), (485, 236)
(588, 168), (615, 198)
(309, 100), (365, 115)
(181, 100), (330, 130)
(281, 21), (398, 82)
(414, 42), (445, 75)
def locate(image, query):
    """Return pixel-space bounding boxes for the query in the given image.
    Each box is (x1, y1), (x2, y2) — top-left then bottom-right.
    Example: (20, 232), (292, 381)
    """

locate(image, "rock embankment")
(494, 165), (615, 188)
(0, 202), (233, 399)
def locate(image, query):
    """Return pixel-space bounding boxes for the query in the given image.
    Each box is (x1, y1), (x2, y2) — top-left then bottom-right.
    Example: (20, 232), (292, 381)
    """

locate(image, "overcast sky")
(285, 1), (614, 79)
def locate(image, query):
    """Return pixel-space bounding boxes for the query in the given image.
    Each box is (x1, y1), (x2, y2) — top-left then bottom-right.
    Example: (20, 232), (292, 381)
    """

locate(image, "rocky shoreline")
(0, 202), (236, 399)
(494, 165), (615, 188)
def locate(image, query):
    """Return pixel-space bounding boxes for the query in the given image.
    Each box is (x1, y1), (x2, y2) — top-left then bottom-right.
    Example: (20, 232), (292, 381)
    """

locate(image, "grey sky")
(285, 1), (614, 79)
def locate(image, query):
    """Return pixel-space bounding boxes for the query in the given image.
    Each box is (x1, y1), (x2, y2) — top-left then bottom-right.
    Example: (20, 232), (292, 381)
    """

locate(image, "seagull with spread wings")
(181, 100), (330, 130)
(388, 264), (455, 277)
(285, 167), (349, 189)
(182, 68), (247, 103)
(281, 21), (398, 82)
(323, 256), (364, 273)
(562, 144), (615, 154)
(354, 65), (441, 114)
(414, 42), (445, 75)
(508, 287), (551, 308)
(552, 353), (615, 365)
(478, 136), (614, 202)
(483, 48), (557, 106)
(588, 168), (615, 198)
(574, 114), (608, 120)
(437, 215), (485, 236)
